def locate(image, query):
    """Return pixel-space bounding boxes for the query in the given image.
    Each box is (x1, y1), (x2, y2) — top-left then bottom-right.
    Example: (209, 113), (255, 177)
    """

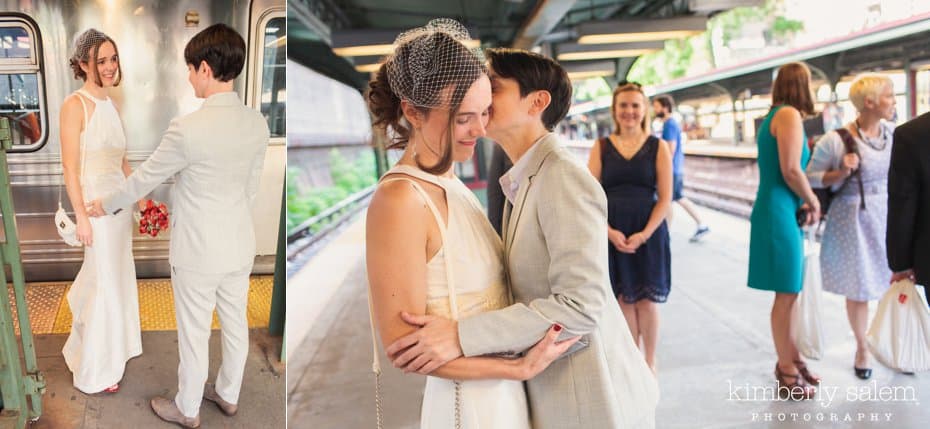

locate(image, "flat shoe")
(204, 383), (238, 416)
(150, 396), (200, 428)
(103, 384), (119, 393)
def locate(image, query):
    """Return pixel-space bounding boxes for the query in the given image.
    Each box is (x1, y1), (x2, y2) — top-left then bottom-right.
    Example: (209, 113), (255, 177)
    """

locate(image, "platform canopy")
(288, 0), (763, 90)
(646, 12), (930, 103)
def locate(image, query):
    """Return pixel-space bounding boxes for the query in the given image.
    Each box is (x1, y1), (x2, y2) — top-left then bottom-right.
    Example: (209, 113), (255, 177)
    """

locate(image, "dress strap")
(384, 164), (447, 188)
(74, 92), (90, 126)
(75, 89), (105, 104)
(379, 177), (449, 237)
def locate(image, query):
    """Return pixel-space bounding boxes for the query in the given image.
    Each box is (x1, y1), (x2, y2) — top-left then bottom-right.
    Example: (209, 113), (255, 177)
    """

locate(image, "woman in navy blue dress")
(588, 82), (672, 373)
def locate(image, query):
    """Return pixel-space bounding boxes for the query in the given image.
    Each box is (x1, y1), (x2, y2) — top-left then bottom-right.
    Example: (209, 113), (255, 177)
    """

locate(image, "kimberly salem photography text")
(727, 380), (919, 423)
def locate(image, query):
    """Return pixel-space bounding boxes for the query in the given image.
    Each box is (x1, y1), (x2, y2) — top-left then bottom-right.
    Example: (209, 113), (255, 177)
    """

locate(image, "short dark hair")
(184, 23), (245, 82)
(653, 94), (675, 112)
(485, 48), (572, 131)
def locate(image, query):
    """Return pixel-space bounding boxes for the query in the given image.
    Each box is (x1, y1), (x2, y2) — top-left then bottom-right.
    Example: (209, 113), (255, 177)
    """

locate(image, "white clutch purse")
(55, 202), (82, 247)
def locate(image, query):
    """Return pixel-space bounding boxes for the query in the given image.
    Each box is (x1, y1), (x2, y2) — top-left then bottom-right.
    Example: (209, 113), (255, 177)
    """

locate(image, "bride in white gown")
(59, 29), (142, 394)
(365, 19), (579, 428)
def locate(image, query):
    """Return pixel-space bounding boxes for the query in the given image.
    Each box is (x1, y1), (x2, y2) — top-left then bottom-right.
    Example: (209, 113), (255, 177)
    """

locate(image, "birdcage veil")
(71, 28), (109, 63)
(384, 18), (484, 110)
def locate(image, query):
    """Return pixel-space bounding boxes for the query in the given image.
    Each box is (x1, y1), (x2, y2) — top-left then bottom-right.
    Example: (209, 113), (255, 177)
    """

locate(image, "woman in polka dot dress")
(806, 73), (896, 380)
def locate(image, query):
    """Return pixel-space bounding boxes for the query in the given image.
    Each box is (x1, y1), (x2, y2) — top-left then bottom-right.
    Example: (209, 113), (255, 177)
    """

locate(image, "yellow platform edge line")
(8, 276), (278, 334)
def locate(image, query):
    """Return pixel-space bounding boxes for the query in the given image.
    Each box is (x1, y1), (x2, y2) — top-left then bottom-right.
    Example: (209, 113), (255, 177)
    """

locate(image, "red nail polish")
(554, 324), (562, 332)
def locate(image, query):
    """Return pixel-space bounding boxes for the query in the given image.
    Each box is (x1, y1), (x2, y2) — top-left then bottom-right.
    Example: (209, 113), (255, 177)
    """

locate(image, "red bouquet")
(138, 199), (169, 237)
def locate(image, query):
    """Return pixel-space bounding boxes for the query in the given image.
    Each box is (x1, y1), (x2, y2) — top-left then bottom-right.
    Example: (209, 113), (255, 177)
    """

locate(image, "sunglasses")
(617, 80), (642, 88)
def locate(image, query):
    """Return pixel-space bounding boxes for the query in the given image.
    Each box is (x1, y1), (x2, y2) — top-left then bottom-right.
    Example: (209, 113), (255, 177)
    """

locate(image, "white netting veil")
(70, 28), (109, 64)
(384, 18), (484, 109)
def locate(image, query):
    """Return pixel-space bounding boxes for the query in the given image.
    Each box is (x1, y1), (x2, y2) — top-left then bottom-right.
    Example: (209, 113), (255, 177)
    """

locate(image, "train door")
(246, 1), (286, 257)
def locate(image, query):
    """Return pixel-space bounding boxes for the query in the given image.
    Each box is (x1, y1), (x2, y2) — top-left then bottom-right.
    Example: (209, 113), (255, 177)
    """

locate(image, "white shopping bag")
(792, 231), (824, 360)
(867, 279), (930, 372)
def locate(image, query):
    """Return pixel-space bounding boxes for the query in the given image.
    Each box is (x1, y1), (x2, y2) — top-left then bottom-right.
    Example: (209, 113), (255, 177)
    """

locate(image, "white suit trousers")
(171, 265), (251, 418)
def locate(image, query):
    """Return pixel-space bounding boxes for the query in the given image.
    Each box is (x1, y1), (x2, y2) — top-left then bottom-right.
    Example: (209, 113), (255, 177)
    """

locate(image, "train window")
(259, 16), (285, 138)
(0, 18), (45, 152)
(0, 25), (31, 60)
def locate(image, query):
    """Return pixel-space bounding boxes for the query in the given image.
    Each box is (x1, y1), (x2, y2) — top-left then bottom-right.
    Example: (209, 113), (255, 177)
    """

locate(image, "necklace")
(854, 119), (887, 151)
(610, 133), (647, 160)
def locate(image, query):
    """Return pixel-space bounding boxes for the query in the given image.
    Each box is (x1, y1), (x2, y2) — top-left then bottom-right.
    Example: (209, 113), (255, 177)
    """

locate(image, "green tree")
(627, 0), (802, 86)
(573, 77), (612, 102)
(285, 150), (378, 231)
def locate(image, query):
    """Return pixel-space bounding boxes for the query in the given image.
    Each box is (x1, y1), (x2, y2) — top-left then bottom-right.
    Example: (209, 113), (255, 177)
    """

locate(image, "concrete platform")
(287, 203), (930, 428)
(31, 329), (285, 428)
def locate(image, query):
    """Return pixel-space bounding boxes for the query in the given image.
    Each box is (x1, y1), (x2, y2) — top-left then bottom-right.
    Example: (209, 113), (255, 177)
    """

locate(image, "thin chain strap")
(454, 380), (462, 429)
(374, 371), (384, 429)
(367, 281), (385, 429)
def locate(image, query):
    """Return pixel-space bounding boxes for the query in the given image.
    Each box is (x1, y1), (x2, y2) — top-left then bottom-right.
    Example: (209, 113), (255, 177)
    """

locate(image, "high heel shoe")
(854, 367), (872, 380)
(793, 360), (821, 385)
(103, 383), (119, 393)
(775, 364), (816, 400)
(853, 349), (871, 380)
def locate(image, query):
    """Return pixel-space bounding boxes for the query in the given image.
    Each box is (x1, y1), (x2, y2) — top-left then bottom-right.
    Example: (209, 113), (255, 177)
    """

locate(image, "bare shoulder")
(655, 137), (671, 155)
(368, 177), (429, 226)
(773, 105), (802, 123)
(770, 105), (802, 135)
(61, 94), (82, 114)
(59, 94), (85, 129)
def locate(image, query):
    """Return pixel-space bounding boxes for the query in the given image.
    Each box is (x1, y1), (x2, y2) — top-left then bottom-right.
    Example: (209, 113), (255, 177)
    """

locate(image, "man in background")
(887, 111), (930, 306)
(652, 94), (709, 242)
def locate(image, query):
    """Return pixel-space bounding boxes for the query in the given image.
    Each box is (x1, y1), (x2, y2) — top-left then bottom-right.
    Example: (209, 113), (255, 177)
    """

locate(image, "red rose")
(899, 293), (908, 304)
(146, 200), (154, 209)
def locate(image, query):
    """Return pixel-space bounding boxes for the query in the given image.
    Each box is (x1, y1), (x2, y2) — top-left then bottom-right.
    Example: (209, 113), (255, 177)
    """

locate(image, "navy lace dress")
(599, 135), (671, 303)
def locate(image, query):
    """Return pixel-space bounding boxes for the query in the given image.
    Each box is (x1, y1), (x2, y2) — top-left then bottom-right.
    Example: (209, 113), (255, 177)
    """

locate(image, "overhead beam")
(563, 60), (616, 80)
(556, 41), (663, 61)
(576, 16), (707, 44)
(688, 0), (765, 13)
(331, 27), (481, 57)
(288, 0), (333, 44)
(511, 0), (578, 50)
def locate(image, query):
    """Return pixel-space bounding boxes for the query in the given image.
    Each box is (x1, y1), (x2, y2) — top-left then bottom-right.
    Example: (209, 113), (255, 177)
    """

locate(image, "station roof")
(648, 11), (930, 102)
(288, 0), (756, 90)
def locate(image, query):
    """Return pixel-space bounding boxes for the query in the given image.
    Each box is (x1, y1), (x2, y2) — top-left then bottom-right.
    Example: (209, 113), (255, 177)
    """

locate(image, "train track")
(681, 154), (758, 219)
(286, 185), (375, 262)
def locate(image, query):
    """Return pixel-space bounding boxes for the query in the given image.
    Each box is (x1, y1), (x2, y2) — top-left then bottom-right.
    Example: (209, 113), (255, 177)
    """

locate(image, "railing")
(286, 184), (376, 260)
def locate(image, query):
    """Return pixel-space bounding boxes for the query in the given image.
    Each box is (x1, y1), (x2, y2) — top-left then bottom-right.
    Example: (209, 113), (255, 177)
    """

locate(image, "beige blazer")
(103, 92), (269, 274)
(458, 133), (659, 428)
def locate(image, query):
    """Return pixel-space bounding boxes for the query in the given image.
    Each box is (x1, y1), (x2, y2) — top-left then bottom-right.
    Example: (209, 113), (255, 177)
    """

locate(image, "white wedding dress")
(374, 165), (530, 429)
(62, 89), (142, 393)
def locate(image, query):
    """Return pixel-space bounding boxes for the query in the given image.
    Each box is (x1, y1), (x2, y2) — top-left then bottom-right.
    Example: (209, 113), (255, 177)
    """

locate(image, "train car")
(0, 0), (285, 281)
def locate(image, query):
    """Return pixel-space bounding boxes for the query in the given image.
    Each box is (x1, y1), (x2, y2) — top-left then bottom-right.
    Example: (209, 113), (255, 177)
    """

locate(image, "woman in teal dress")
(748, 62), (821, 401)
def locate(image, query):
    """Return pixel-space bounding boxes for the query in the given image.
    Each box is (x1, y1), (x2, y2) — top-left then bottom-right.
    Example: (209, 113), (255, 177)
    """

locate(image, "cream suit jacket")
(458, 133), (659, 428)
(103, 92), (269, 274)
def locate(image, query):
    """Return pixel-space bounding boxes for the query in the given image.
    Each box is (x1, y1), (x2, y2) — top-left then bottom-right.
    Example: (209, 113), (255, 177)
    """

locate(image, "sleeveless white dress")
(62, 90), (142, 393)
(373, 165), (530, 429)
